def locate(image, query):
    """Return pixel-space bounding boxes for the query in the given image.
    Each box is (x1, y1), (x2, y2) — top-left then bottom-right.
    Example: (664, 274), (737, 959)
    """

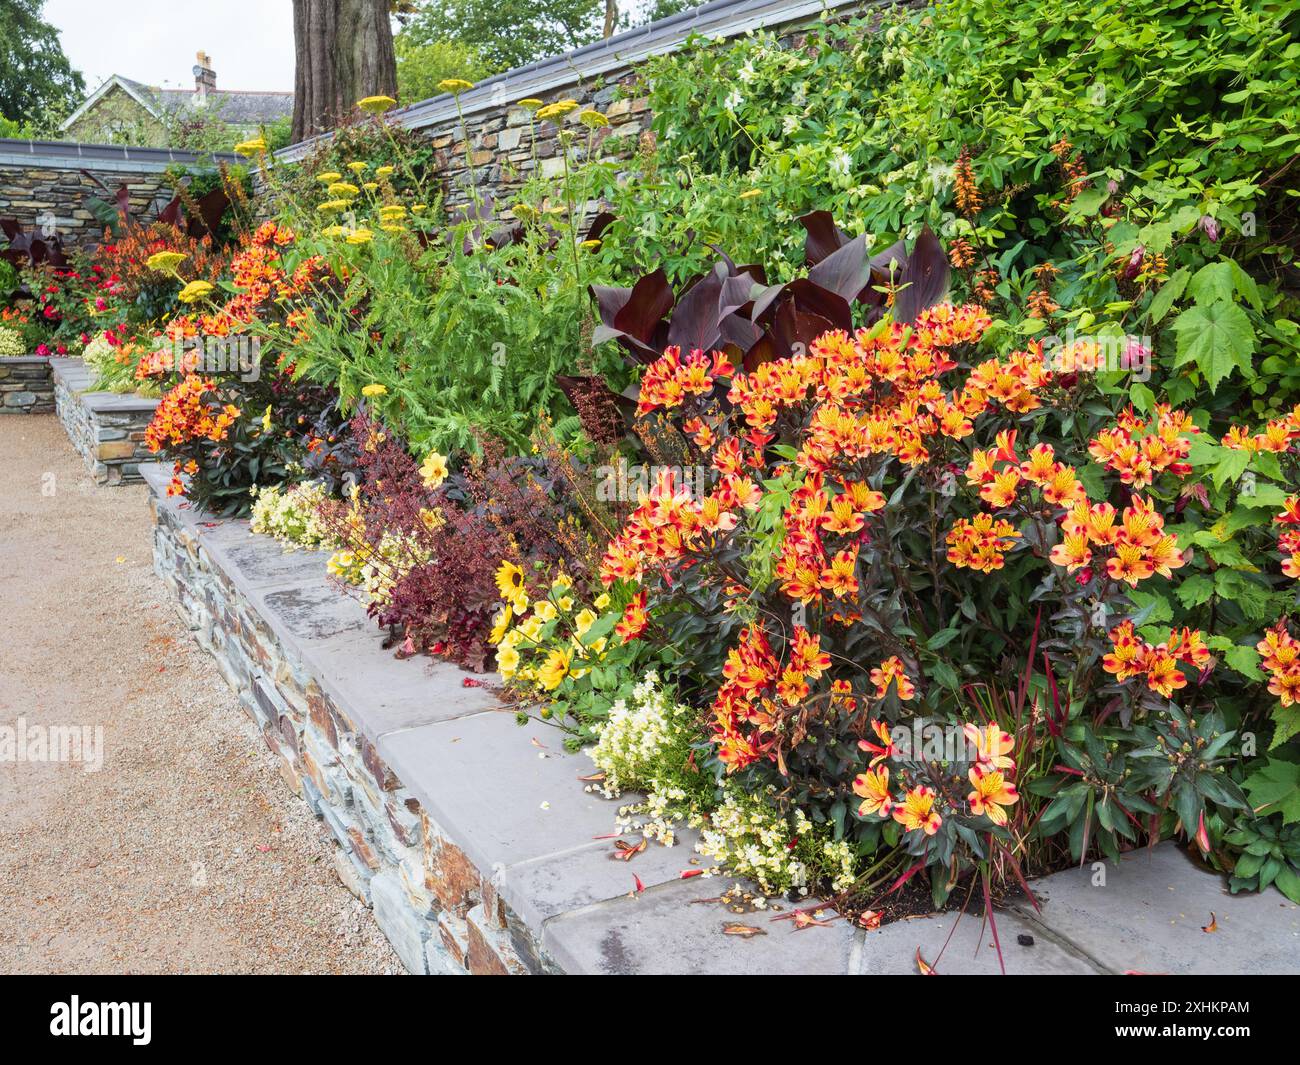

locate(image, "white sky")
(45, 0), (297, 94)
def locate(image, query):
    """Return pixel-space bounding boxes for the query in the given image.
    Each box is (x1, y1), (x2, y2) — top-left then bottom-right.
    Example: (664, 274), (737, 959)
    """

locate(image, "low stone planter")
(52, 358), (158, 485)
(0, 355), (55, 414)
(140, 462), (1300, 975)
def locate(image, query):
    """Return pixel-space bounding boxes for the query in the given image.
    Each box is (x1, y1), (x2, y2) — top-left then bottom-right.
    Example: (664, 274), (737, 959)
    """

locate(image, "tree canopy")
(0, 0), (83, 130)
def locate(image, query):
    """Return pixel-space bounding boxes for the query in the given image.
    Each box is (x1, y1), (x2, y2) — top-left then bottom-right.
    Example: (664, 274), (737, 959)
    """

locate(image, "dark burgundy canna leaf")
(892, 226), (950, 323)
(808, 234), (872, 304)
(782, 278), (853, 333)
(666, 266), (726, 352)
(585, 211), (616, 244)
(799, 210), (851, 266)
(613, 268), (674, 343)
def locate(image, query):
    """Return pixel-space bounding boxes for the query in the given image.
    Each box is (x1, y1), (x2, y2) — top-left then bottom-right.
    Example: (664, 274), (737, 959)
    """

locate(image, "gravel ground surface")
(0, 415), (401, 974)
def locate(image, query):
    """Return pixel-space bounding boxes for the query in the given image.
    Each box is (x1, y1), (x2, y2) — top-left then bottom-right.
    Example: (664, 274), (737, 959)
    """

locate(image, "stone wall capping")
(52, 357), (158, 483)
(137, 460), (1300, 974)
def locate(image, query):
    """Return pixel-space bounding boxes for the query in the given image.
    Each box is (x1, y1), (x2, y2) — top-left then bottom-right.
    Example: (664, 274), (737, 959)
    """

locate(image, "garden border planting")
(140, 460), (1300, 975)
(0, 356), (54, 413)
(52, 357), (157, 485)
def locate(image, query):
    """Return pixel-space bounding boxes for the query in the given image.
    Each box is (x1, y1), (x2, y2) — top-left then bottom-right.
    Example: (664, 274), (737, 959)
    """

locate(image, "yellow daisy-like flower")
(488, 605), (513, 646)
(328, 181), (360, 198)
(146, 251), (186, 273)
(233, 137), (267, 156)
(375, 165), (395, 177)
(346, 228), (374, 244)
(496, 645), (520, 679)
(577, 109), (608, 128)
(537, 648), (571, 691)
(418, 507), (444, 531)
(419, 451), (449, 488)
(177, 280), (214, 304)
(361, 383), (388, 397)
(495, 560), (525, 601)
(437, 78), (475, 95)
(317, 171), (343, 184)
(356, 95), (397, 114)
(517, 98), (543, 111)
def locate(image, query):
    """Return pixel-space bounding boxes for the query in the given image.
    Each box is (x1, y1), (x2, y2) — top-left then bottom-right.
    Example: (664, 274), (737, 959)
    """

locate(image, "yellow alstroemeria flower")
(361, 383), (387, 397)
(177, 280), (214, 304)
(356, 95), (397, 114)
(437, 78), (475, 95)
(419, 451), (449, 489)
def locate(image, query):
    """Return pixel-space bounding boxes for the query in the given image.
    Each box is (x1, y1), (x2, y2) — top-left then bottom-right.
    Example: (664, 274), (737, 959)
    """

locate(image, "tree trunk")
(603, 1), (618, 39)
(292, 0), (397, 143)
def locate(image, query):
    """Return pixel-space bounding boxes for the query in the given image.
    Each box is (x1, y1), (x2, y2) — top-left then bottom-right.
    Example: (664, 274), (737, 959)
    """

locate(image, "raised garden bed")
(140, 462), (1300, 975)
(52, 357), (158, 485)
(0, 355), (54, 414)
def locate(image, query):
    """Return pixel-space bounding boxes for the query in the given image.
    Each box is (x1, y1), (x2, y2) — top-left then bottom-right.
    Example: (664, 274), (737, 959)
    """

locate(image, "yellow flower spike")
(437, 78), (475, 95)
(177, 280), (214, 304)
(578, 109), (609, 128)
(146, 251), (186, 273)
(361, 383), (387, 397)
(317, 171), (343, 183)
(356, 95), (397, 114)
(346, 228), (374, 244)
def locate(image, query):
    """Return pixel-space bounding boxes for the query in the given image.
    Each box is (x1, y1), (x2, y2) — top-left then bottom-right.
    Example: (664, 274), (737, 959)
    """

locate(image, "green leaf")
(1174, 574), (1214, 608)
(1187, 261), (1235, 306)
(1171, 301), (1255, 392)
(1147, 267), (1188, 325)
(1270, 703), (1300, 749)
(1244, 760), (1300, 825)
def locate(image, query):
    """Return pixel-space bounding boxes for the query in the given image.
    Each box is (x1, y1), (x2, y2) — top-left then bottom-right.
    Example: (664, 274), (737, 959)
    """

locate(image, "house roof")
(62, 75), (293, 132)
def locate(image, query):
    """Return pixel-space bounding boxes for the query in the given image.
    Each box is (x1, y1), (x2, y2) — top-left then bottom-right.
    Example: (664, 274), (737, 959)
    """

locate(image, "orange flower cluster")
(144, 375), (241, 491)
(1101, 619), (1211, 698)
(1275, 495), (1300, 578)
(710, 625), (831, 771)
(1052, 495), (1187, 586)
(1222, 405), (1300, 453)
(946, 512), (1022, 573)
(1088, 404), (1196, 488)
(868, 656), (914, 700)
(1258, 622), (1300, 707)
(953, 146), (982, 216)
(635, 347), (734, 415)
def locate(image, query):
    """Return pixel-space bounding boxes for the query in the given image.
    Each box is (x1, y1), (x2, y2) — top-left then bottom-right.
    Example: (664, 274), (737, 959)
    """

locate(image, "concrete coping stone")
(138, 461), (1300, 974)
(0, 355), (55, 366)
(52, 357), (158, 412)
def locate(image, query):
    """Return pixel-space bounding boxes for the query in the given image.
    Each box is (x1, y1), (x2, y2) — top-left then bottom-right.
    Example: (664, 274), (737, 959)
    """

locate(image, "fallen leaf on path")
(916, 948), (936, 975)
(612, 838), (647, 861)
(723, 924), (766, 938)
(1201, 912), (1218, 933)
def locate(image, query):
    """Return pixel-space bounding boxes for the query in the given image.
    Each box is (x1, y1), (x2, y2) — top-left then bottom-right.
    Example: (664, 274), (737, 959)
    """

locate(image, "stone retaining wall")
(52, 358), (157, 484)
(138, 462), (1300, 975)
(0, 356), (54, 414)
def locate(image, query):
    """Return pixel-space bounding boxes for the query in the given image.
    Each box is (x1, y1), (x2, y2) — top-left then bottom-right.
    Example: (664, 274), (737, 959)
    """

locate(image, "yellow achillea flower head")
(177, 280), (214, 304)
(516, 98), (543, 111)
(346, 228), (374, 244)
(577, 109), (608, 128)
(316, 171), (343, 183)
(535, 99), (579, 122)
(437, 78), (475, 95)
(327, 181), (360, 198)
(146, 251), (186, 273)
(356, 95), (397, 114)
(361, 383), (387, 397)
(233, 137), (267, 156)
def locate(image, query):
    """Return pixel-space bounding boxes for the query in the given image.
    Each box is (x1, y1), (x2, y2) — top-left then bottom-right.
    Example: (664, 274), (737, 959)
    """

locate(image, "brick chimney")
(193, 51), (216, 100)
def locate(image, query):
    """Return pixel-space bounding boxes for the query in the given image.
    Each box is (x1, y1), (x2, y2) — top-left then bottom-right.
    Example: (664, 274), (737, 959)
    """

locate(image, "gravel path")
(0, 415), (401, 974)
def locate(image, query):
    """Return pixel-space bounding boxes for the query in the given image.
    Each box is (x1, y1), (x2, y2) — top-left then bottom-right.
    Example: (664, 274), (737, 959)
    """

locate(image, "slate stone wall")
(52, 358), (157, 485)
(0, 356), (54, 413)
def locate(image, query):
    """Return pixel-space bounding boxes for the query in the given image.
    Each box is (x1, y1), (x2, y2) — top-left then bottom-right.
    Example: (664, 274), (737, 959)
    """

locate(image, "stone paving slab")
(252, 581), (373, 642)
(856, 910), (1102, 975)
(543, 875), (859, 975)
(1014, 843), (1300, 975)
(206, 536), (337, 589)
